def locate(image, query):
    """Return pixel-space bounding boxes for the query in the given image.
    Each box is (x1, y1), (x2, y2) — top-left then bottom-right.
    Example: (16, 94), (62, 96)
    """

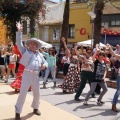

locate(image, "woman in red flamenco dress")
(10, 46), (32, 92)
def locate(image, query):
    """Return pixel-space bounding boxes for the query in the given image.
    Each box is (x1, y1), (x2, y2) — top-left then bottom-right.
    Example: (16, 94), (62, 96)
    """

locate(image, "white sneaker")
(83, 100), (88, 105)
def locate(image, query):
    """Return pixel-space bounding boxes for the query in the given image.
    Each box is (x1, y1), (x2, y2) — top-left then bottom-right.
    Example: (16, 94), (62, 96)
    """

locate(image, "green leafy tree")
(0, 0), (45, 43)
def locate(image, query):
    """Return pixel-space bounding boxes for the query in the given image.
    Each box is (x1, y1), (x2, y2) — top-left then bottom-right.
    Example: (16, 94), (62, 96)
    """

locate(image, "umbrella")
(39, 39), (52, 49)
(77, 39), (106, 48)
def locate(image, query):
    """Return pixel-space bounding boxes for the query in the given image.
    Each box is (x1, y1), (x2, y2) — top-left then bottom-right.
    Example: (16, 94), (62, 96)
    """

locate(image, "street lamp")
(103, 28), (107, 44)
(87, 12), (96, 47)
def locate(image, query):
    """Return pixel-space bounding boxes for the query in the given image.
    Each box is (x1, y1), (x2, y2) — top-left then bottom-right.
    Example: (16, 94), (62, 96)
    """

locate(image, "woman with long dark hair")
(43, 47), (56, 88)
(83, 49), (108, 105)
(58, 38), (81, 94)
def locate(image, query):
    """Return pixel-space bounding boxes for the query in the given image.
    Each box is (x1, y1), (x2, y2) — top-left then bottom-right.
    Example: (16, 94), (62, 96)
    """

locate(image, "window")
(23, 21), (27, 35)
(53, 28), (60, 40)
(68, 24), (75, 38)
(101, 22), (109, 28)
(111, 20), (120, 26)
(116, 21), (120, 25)
(110, 15), (120, 26)
(102, 15), (110, 27)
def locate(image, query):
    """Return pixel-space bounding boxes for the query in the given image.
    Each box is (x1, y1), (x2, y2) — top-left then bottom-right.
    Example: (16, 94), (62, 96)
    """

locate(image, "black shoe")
(15, 113), (21, 120)
(4, 80), (8, 83)
(74, 97), (81, 101)
(33, 109), (41, 115)
(63, 90), (67, 93)
(91, 94), (96, 98)
(97, 99), (105, 104)
(28, 89), (32, 92)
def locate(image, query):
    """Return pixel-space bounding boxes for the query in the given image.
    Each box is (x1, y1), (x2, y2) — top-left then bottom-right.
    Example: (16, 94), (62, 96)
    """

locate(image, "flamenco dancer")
(10, 46), (32, 92)
(15, 22), (48, 120)
(58, 37), (81, 94)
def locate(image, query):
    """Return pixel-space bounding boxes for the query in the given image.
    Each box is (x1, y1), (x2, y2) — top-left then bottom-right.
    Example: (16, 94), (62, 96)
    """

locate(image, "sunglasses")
(86, 52), (91, 54)
(49, 50), (53, 51)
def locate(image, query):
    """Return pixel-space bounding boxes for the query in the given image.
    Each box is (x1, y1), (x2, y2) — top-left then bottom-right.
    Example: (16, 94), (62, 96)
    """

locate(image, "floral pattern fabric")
(58, 56), (81, 93)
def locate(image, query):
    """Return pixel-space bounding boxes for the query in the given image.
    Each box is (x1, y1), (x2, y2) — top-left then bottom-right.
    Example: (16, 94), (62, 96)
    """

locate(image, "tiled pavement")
(0, 79), (82, 120)
(0, 77), (120, 120)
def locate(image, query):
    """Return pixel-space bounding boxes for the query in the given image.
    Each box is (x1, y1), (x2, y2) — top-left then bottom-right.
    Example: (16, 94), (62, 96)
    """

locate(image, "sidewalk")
(0, 81), (83, 120)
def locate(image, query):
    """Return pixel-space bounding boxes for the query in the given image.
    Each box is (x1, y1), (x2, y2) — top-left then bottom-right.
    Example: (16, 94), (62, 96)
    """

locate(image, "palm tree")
(60, 0), (70, 49)
(93, 0), (104, 47)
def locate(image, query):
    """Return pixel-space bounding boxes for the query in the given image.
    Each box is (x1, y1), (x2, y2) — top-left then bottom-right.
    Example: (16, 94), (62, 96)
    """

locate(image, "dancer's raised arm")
(61, 37), (71, 57)
(16, 22), (26, 54)
(107, 44), (120, 60)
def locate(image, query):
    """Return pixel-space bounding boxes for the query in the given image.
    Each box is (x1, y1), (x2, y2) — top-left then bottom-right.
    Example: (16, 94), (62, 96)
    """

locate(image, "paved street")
(0, 77), (120, 120)
(39, 78), (120, 120)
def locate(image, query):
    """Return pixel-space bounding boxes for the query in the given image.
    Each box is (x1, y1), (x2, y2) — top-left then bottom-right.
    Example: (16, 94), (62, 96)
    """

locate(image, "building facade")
(101, 2), (120, 46)
(68, 2), (92, 43)
(22, 0), (57, 41)
(38, 0), (92, 51)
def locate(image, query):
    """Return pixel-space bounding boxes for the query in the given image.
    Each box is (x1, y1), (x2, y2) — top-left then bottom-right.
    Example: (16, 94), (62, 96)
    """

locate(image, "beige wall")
(68, 3), (92, 43)
(38, 3), (92, 45)
(39, 24), (62, 44)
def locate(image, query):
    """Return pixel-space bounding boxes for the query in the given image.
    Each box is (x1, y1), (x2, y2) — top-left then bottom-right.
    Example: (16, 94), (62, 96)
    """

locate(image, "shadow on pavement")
(3, 113), (34, 120)
(73, 104), (100, 112)
(2, 91), (18, 95)
(41, 91), (69, 96)
(54, 99), (84, 106)
(82, 109), (118, 119)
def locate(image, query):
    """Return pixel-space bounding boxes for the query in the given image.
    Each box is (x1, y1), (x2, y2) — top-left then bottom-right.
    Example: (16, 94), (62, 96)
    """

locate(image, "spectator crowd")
(0, 39), (120, 113)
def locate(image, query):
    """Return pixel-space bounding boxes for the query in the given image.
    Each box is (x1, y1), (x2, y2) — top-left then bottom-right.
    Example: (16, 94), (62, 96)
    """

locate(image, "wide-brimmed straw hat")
(25, 38), (41, 49)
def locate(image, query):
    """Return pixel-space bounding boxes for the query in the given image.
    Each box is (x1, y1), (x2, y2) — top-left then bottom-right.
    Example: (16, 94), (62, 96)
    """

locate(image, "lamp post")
(87, 12), (96, 48)
(103, 28), (107, 44)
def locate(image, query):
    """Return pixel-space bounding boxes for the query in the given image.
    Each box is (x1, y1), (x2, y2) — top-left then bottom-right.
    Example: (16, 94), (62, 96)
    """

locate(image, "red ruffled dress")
(10, 46), (32, 91)
(10, 64), (24, 91)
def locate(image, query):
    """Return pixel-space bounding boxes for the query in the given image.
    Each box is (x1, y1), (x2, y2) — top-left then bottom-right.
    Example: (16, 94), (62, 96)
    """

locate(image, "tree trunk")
(29, 13), (35, 38)
(60, 0), (70, 49)
(93, 1), (104, 48)
(10, 13), (20, 45)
